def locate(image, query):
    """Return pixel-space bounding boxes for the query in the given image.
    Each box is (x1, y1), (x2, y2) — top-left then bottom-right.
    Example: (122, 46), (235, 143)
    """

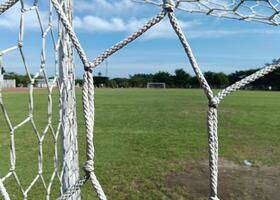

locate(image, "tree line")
(86, 58), (280, 90)
(3, 58), (280, 90)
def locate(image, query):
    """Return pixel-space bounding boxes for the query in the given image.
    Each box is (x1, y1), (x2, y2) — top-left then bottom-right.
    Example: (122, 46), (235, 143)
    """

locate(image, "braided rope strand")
(57, 176), (88, 200)
(0, 180), (10, 200)
(83, 72), (95, 172)
(89, 172), (107, 200)
(207, 104), (219, 200)
(51, 0), (89, 68)
(0, 0), (18, 15)
(82, 71), (107, 200)
(90, 10), (167, 68)
(217, 63), (280, 101)
(167, 12), (214, 100)
(165, 6), (220, 199)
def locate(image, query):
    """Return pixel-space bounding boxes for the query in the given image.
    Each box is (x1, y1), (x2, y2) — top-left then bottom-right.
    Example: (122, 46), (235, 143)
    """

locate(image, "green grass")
(0, 88), (279, 199)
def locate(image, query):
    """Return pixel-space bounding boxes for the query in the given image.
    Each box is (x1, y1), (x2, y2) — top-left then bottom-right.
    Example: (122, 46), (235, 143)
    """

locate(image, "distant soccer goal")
(147, 82), (166, 89)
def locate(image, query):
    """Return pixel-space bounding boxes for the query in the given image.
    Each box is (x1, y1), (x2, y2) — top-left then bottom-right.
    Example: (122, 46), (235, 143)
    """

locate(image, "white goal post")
(147, 82), (166, 88)
(1, 0), (280, 200)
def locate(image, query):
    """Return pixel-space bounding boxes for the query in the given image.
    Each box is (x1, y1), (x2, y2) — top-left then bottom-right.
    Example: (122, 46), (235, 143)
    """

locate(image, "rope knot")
(209, 97), (219, 108)
(84, 62), (92, 72)
(18, 41), (23, 48)
(163, 0), (174, 12)
(84, 160), (94, 174)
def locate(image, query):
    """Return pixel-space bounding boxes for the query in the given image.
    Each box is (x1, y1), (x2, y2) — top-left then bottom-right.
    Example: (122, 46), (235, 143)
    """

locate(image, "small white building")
(0, 74), (16, 89)
(0, 63), (16, 89)
(35, 78), (57, 88)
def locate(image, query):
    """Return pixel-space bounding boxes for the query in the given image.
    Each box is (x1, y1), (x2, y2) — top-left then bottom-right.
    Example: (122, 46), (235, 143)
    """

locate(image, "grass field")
(0, 88), (279, 200)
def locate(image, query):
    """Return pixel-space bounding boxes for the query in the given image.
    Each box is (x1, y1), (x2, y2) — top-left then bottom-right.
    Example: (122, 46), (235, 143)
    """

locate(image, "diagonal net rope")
(0, 179), (9, 200)
(0, 0), (18, 15)
(1, 0), (280, 200)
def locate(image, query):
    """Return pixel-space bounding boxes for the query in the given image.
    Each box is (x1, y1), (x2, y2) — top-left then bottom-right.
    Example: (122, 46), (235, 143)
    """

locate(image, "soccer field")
(0, 88), (279, 199)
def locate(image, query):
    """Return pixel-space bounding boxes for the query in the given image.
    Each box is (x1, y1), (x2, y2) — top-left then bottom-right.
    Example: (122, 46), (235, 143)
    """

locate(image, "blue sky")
(1, 0), (280, 78)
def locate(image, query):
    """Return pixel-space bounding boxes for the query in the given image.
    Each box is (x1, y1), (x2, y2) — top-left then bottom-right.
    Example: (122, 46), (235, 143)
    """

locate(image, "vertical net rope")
(1, 0), (280, 199)
(58, 0), (80, 199)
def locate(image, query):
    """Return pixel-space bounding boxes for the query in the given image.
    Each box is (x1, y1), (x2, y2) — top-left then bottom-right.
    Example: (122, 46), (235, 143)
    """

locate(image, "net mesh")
(0, 0), (280, 200)
(133, 0), (280, 25)
(0, 0), (79, 199)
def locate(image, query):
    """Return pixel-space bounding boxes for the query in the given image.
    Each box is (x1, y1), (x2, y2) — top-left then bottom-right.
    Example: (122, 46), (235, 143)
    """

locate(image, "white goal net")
(133, 0), (280, 25)
(147, 82), (166, 88)
(0, 0), (280, 200)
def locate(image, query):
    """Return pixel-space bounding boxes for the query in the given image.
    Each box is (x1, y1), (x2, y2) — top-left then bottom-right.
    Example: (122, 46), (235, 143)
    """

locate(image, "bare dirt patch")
(165, 159), (280, 200)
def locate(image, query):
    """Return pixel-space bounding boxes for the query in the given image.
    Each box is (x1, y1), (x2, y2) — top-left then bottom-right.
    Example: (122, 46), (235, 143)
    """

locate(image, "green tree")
(153, 71), (172, 87)
(75, 79), (83, 86)
(129, 74), (153, 88)
(4, 72), (30, 87)
(173, 68), (191, 88)
(112, 78), (130, 88)
(108, 79), (117, 88)
(93, 76), (109, 87)
(204, 71), (229, 88)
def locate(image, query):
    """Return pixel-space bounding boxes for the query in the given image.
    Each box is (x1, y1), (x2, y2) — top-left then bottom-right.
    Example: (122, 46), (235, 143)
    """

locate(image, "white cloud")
(187, 30), (237, 39)
(74, 0), (141, 16)
(187, 29), (280, 39)
(74, 16), (126, 32)
(143, 18), (200, 39)
(73, 14), (280, 39)
(74, 15), (200, 39)
(3, 1), (280, 41)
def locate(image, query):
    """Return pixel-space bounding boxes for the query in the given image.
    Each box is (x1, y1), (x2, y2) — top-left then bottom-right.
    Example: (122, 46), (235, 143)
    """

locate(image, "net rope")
(1, 0), (280, 200)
